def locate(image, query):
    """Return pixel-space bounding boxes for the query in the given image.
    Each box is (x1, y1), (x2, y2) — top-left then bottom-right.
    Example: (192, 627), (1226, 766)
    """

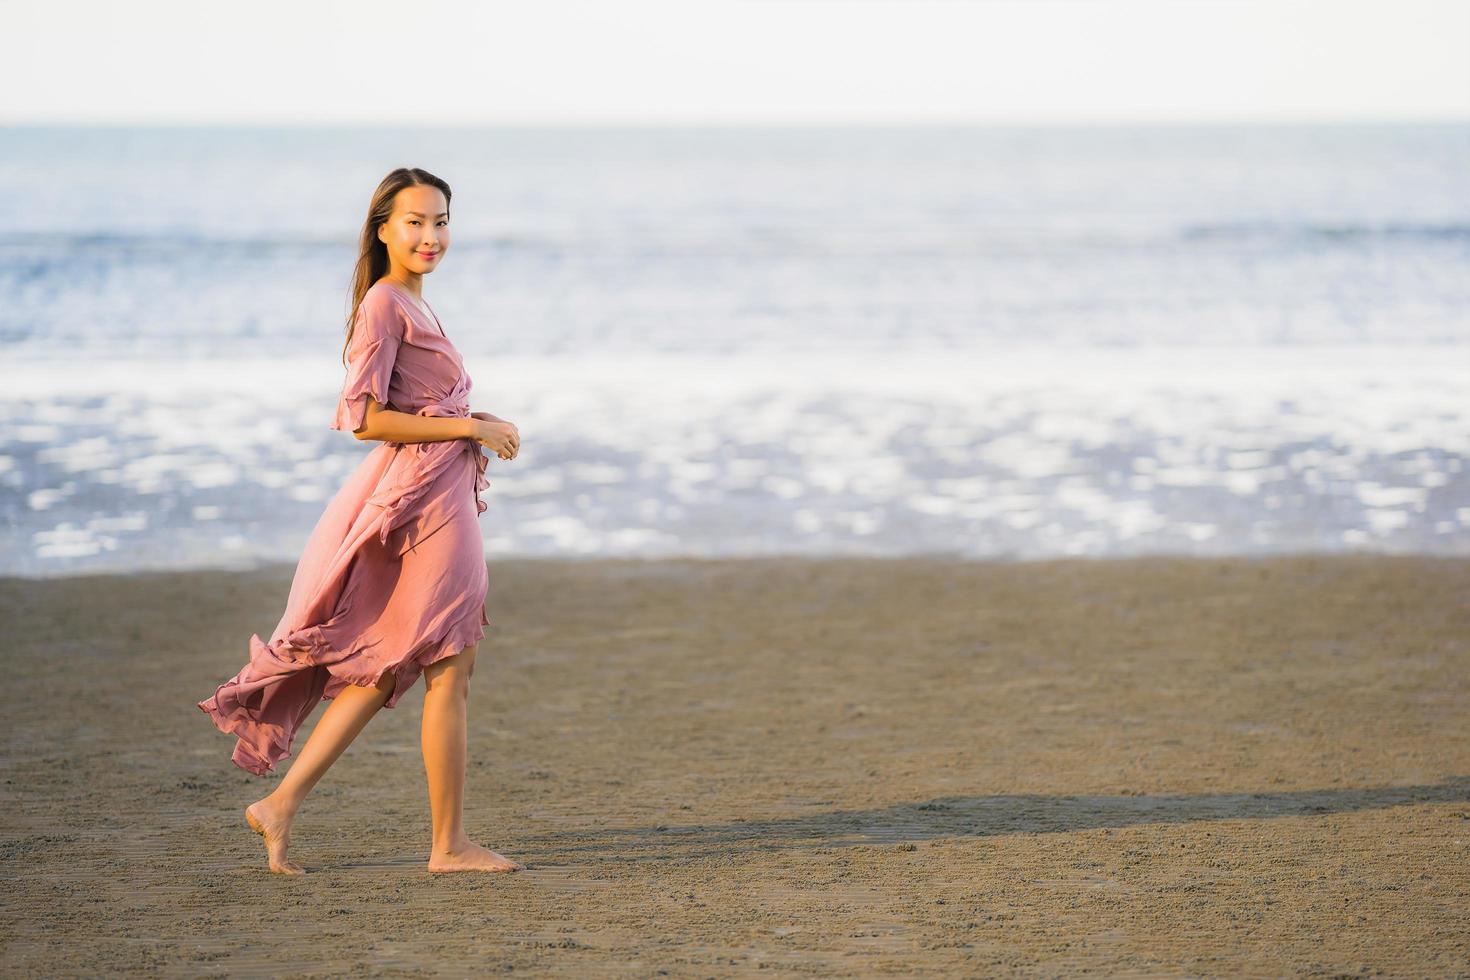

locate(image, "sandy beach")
(1, 554), (1467, 976)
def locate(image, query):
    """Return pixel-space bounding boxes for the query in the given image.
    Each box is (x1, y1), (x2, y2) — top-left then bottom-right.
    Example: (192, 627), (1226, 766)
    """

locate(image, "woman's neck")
(383, 273), (423, 301)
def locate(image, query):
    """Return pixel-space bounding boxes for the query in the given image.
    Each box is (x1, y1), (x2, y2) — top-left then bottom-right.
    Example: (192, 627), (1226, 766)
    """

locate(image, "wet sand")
(1, 554), (1467, 977)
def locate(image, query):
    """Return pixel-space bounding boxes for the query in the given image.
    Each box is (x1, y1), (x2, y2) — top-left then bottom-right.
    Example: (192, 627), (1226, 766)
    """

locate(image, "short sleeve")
(331, 290), (405, 433)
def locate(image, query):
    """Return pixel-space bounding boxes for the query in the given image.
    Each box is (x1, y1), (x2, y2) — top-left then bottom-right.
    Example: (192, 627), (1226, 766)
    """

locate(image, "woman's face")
(378, 185), (450, 277)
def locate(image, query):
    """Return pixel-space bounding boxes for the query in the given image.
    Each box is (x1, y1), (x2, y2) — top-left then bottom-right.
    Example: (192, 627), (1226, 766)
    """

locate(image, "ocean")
(1, 123), (1466, 575)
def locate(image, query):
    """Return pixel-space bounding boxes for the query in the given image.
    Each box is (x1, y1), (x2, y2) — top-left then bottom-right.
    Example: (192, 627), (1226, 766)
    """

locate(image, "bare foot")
(427, 840), (525, 873)
(245, 799), (305, 875)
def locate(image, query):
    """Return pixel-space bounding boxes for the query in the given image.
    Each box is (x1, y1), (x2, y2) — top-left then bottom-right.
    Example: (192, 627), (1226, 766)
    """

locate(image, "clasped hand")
(469, 412), (519, 461)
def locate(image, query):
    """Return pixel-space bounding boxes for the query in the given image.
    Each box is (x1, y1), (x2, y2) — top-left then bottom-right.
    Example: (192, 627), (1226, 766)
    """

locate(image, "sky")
(3, 0), (1467, 125)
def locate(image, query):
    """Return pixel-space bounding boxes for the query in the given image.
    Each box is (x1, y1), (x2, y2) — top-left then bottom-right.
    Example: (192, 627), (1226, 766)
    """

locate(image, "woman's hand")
(470, 416), (519, 461)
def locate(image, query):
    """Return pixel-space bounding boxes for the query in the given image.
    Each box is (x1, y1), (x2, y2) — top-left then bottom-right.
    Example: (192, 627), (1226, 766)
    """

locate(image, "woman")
(197, 167), (524, 875)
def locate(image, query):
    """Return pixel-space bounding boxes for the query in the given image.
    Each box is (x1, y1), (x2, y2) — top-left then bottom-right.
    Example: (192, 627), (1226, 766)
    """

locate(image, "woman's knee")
(425, 643), (477, 695)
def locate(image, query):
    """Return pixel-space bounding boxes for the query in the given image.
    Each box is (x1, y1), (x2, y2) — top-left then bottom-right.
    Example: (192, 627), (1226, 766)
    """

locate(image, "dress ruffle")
(332, 336), (397, 433)
(331, 292), (404, 434)
(197, 602), (490, 776)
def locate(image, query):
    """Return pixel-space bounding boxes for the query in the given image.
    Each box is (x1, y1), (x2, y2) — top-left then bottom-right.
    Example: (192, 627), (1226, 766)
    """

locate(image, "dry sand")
(1, 554), (1467, 977)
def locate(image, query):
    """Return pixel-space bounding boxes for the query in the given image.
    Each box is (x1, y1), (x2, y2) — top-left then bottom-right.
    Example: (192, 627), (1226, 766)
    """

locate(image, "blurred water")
(1, 124), (1467, 575)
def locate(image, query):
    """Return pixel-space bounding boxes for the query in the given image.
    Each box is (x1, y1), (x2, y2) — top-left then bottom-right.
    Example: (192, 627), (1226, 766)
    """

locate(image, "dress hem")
(325, 605), (492, 711)
(196, 603), (492, 776)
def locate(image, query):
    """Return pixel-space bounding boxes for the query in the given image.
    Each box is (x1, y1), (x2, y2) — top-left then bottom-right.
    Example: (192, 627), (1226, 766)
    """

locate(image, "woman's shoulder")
(363, 279), (398, 305)
(355, 281), (409, 336)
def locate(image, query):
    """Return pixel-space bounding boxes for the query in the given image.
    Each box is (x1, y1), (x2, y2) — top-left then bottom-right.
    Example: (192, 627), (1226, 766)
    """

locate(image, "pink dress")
(197, 279), (492, 776)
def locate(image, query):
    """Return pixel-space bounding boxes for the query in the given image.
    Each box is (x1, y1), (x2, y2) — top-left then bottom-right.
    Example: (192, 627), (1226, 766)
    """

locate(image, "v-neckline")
(382, 279), (446, 338)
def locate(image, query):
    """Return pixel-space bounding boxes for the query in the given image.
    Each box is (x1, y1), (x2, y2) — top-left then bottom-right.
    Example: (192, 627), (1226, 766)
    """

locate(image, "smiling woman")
(196, 166), (525, 876)
(384, 204), (447, 273)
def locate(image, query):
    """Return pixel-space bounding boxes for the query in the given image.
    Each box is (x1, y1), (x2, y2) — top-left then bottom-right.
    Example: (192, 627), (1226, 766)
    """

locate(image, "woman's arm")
(352, 396), (472, 443)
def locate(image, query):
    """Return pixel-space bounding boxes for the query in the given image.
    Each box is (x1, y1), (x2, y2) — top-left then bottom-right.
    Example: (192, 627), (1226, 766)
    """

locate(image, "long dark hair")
(342, 167), (452, 364)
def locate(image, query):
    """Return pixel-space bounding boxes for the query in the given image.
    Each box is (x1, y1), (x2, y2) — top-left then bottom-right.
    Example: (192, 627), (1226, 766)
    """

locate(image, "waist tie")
(364, 386), (491, 552)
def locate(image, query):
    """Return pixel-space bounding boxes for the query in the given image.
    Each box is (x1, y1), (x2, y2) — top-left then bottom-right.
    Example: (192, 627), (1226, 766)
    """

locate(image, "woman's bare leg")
(245, 670), (398, 874)
(422, 643), (523, 872)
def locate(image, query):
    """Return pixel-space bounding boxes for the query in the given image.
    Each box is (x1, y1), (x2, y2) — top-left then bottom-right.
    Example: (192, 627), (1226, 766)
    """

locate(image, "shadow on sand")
(510, 777), (1470, 863)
